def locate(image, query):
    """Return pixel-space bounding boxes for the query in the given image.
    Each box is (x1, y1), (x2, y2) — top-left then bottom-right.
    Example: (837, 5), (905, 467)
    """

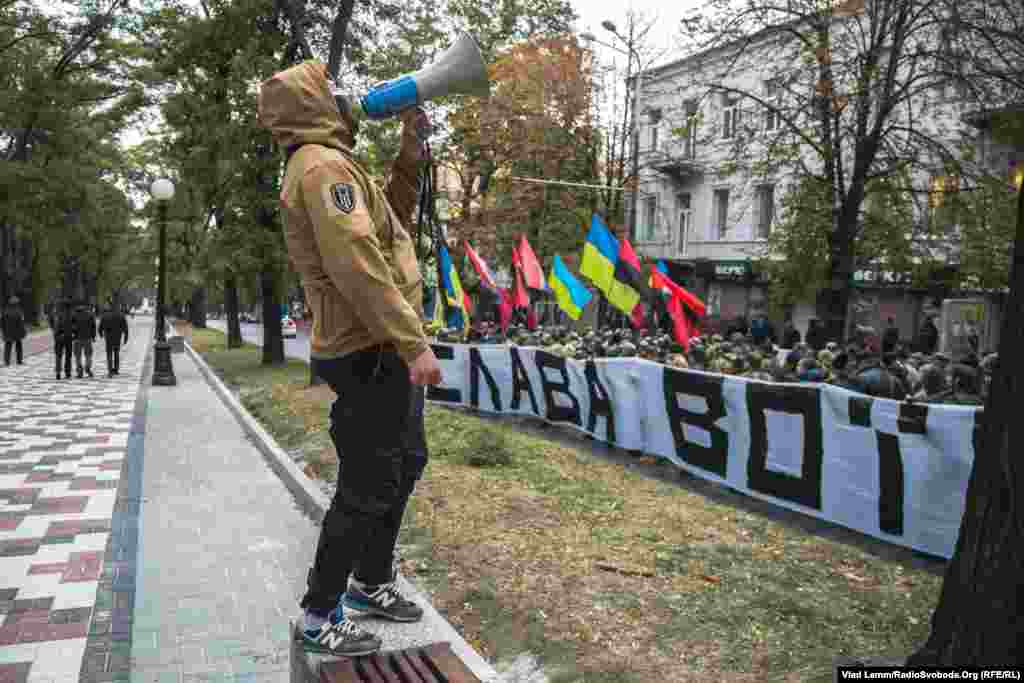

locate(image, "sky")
(571, 0), (692, 70)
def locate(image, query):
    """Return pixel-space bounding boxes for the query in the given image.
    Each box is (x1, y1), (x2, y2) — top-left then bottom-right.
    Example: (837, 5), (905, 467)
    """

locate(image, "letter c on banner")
(662, 367), (729, 477)
(426, 344), (461, 404)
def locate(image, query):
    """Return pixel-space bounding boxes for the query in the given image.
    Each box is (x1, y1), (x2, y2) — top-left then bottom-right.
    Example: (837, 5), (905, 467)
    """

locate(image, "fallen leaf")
(702, 574), (722, 584)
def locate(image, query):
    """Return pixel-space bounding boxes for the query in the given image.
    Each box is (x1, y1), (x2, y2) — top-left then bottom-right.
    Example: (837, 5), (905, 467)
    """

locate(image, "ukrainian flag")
(438, 244), (469, 332)
(549, 254), (593, 320)
(580, 214), (619, 295)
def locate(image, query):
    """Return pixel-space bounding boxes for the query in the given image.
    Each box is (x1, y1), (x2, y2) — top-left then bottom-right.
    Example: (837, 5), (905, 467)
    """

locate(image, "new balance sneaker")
(342, 581), (424, 622)
(300, 618), (381, 657)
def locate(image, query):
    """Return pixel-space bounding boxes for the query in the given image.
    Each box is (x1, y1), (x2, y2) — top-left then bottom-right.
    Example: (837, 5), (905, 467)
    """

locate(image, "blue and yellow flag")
(438, 243), (469, 333)
(580, 214), (619, 295)
(549, 254), (593, 320)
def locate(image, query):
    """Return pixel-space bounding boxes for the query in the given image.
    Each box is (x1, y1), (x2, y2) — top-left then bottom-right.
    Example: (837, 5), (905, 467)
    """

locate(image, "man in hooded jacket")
(259, 61), (441, 657)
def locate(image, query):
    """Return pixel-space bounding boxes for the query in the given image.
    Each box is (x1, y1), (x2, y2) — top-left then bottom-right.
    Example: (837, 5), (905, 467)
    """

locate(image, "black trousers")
(3, 339), (22, 365)
(105, 339), (121, 373)
(300, 346), (427, 611)
(54, 339), (72, 376)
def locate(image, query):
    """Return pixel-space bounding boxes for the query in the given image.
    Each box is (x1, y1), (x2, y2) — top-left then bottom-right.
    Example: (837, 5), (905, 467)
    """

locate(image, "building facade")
(625, 7), (1014, 344)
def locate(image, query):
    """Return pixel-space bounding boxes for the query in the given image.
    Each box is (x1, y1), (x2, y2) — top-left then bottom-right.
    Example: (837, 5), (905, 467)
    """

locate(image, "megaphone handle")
(360, 76), (420, 120)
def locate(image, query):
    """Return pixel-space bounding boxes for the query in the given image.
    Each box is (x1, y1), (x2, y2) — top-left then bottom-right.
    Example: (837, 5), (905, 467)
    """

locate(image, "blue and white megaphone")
(345, 33), (490, 121)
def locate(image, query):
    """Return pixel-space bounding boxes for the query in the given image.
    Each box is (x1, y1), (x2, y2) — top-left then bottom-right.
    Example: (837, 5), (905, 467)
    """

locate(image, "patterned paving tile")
(0, 327), (150, 683)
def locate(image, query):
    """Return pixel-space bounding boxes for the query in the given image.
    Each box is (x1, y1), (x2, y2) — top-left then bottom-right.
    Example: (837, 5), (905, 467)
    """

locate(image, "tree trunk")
(906, 182), (1024, 665)
(189, 286), (207, 328)
(259, 267), (285, 365)
(224, 275), (243, 349)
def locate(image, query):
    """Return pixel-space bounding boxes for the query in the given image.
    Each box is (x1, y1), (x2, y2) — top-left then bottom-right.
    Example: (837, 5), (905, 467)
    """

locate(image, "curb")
(182, 341), (501, 682)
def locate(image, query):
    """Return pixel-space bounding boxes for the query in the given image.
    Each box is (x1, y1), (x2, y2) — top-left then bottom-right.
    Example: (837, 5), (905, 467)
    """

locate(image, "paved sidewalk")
(1, 330), (55, 366)
(128, 346), (318, 683)
(0, 325), (149, 683)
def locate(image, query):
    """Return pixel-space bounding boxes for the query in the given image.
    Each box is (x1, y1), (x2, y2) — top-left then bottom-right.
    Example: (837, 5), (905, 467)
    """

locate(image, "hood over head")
(258, 61), (357, 152)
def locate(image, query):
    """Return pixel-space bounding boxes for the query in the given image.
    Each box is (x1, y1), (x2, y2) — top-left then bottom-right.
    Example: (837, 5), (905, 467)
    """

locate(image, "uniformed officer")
(1, 296), (26, 366)
(259, 61), (441, 658)
(71, 303), (97, 378)
(99, 304), (129, 376)
(51, 300), (75, 380)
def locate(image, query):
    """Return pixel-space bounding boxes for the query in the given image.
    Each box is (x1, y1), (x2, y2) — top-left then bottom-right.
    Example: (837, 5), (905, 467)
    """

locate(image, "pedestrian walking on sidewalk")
(71, 303), (97, 378)
(51, 301), (75, 380)
(259, 61), (443, 658)
(99, 304), (129, 376)
(1, 296), (26, 366)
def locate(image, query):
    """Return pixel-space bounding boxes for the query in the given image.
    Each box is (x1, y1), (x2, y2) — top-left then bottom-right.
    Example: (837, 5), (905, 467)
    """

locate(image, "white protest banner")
(426, 343), (978, 559)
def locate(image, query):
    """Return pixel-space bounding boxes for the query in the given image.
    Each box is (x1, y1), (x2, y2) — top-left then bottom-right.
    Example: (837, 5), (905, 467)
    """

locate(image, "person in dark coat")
(882, 317), (900, 354)
(781, 317), (801, 349)
(917, 315), (939, 354)
(854, 354), (907, 400)
(805, 318), (827, 351)
(99, 304), (129, 376)
(749, 313), (775, 346)
(71, 303), (97, 378)
(50, 301), (75, 380)
(1, 296), (27, 366)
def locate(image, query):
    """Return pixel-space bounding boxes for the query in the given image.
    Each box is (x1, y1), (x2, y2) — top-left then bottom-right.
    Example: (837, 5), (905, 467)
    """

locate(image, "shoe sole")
(299, 637), (380, 657)
(342, 601), (423, 623)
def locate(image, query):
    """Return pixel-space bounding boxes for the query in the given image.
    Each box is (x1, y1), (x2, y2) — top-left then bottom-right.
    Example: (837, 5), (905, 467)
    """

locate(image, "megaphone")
(346, 33), (490, 121)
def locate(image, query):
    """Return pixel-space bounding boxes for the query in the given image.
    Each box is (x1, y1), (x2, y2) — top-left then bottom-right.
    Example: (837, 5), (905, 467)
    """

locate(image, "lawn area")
(185, 324), (945, 683)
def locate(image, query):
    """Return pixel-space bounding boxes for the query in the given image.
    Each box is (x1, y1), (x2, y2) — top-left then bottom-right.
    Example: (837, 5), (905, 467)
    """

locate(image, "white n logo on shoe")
(369, 586), (397, 608)
(319, 628), (348, 651)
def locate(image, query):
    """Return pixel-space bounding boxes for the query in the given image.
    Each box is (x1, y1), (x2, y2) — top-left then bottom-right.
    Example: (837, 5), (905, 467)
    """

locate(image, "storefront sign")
(852, 269), (913, 287)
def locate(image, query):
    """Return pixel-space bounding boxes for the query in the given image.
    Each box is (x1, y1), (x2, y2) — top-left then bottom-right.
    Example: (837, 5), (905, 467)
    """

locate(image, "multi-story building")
(625, 7), (1017, 344)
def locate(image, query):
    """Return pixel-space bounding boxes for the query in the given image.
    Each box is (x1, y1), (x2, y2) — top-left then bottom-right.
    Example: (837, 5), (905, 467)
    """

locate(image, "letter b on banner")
(662, 368), (728, 477)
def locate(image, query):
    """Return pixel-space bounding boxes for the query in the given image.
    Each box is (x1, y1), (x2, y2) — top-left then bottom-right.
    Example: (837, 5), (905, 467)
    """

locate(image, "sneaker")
(86, 369), (93, 378)
(300, 618), (381, 657)
(342, 581), (424, 622)
(56, 373), (61, 380)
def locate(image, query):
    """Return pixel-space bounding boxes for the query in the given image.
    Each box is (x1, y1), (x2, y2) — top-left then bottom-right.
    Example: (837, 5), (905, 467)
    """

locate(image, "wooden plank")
(389, 651), (428, 682)
(421, 642), (482, 683)
(363, 655), (403, 683)
(401, 650), (436, 682)
(319, 657), (360, 683)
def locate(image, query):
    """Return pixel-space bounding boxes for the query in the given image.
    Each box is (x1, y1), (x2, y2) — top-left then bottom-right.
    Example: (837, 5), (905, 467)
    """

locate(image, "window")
(682, 100), (699, 158)
(763, 79), (780, 133)
(650, 124), (659, 151)
(929, 175), (959, 229)
(722, 98), (740, 139)
(677, 193), (692, 252)
(642, 195), (659, 241)
(755, 184), (775, 238)
(713, 189), (730, 239)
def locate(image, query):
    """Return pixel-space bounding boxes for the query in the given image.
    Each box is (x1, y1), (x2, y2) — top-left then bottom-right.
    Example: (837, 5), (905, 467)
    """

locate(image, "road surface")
(206, 319), (311, 362)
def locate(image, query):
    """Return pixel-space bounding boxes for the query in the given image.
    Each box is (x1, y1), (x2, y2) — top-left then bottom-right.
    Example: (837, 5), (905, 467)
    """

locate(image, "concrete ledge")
(184, 341), (500, 682)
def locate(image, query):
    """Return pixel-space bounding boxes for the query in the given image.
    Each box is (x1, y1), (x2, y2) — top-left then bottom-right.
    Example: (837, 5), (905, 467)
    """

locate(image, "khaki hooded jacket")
(258, 61), (428, 364)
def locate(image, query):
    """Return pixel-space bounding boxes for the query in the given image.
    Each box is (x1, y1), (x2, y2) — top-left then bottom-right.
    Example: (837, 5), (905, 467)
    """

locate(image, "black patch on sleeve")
(330, 183), (355, 213)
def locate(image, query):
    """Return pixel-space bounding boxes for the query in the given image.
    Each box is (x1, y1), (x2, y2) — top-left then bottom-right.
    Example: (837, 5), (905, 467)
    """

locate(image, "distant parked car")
(281, 316), (297, 338)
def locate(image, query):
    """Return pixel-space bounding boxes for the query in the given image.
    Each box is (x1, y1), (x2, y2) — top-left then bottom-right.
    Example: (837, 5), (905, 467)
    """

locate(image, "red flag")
(516, 235), (547, 290)
(630, 302), (646, 330)
(526, 306), (538, 330)
(464, 241), (499, 294)
(666, 294), (693, 350)
(512, 266), (530, 309)
(498, 288), (514, 332)
(651, 267), (706, 318)
(619, 238), (643, 272)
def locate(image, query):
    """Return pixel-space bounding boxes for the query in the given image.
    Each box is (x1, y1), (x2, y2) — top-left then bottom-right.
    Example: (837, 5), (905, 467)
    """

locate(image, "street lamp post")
(150, 178), (176, 386)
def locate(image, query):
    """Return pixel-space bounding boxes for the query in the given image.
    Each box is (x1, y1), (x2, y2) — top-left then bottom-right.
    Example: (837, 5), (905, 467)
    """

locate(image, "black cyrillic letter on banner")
(426, 344), (461, 404)
(584, 361), (615, 444)
(746, 383), (823, 510)
(662, 368), (728, 477)
(845, 396), (908, 536)
(534, 351), (581, 426)
(469, 348), (502, 411)
(509, 347), (540, 415)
